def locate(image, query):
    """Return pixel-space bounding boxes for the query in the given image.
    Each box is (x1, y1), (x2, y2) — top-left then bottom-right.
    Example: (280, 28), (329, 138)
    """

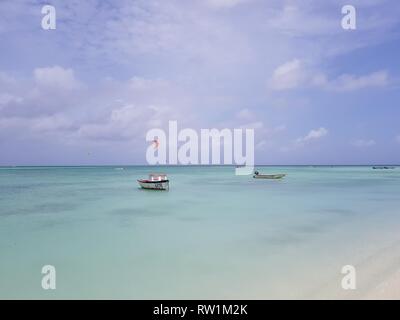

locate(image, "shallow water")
(1, 166), (400, 299)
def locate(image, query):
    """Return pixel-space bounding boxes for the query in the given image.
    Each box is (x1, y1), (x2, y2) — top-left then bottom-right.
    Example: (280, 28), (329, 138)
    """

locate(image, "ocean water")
(1, 165), (400, 299)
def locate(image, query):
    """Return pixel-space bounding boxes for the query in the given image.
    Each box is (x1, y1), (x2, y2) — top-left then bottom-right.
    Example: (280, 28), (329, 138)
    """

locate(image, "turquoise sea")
(1, 166), (400, 299)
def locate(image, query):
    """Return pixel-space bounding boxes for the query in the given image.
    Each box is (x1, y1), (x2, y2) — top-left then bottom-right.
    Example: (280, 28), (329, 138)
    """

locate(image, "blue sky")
(0, 0), (399, 165)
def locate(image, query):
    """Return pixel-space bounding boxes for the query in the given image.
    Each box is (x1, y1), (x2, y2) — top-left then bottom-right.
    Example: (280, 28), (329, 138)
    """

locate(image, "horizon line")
(1, 164), (399, 168)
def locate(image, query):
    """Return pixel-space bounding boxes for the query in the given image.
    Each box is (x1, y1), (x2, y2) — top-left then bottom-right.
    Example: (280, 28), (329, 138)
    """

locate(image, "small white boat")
(253, 171), (286, 179)
(138, 173), (169, 190)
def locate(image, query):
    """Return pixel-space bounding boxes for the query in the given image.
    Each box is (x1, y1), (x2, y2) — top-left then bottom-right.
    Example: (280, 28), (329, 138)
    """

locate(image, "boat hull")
(137, 179), (169, 190)
(253, 174), (286, 179)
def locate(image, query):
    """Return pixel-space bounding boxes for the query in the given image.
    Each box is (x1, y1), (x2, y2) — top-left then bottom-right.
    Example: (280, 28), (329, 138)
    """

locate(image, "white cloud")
(31, 115), (76, 133)
(0, 67), (87, 119)
(296, 127), (328, 144)
(235, 108), (254, 121)
(227, 109), (286, 153)
(329, 71), (388, 92)
(129, 77), (170, 91)
(352, 139), (376, 148)
(280, 127), (327, 152)
(77, 103), (178, 141)
(268, 5), (337, 37)
(0, 114), (76, 138)
(0, 69), (192, 147)
(268, 59), (389, 92)
(268, 59), (304, 90)
(0, 117), (24, 130)
(206, 0), (247, 8)
(238, 121), (264, 130)
(0, 93), (23, 109)
(34, 66), (81, 90)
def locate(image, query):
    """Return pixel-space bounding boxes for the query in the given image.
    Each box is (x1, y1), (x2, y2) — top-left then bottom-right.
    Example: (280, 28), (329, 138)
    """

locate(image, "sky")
(0, 0), (400, 165)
